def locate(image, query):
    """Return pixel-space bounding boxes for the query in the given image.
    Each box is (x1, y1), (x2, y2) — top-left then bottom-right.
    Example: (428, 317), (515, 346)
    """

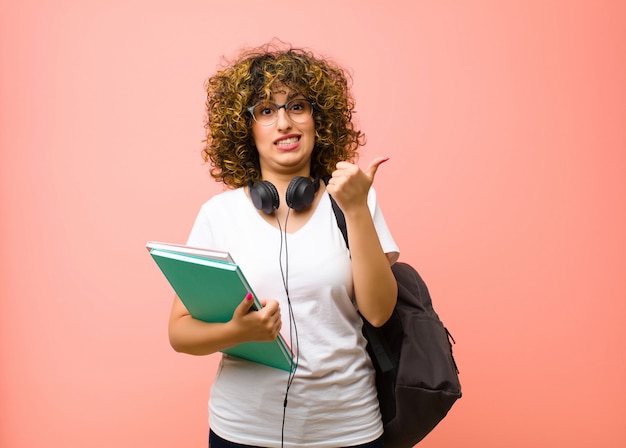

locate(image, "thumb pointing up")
(365, 157), (391, 182)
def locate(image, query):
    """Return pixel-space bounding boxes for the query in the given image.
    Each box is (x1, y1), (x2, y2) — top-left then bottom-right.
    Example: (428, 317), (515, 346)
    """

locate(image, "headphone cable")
(276, 209), (299, 448)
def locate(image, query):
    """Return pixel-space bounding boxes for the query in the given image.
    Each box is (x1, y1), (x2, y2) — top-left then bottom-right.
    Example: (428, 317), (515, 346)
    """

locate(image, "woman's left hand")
(326, 156), (390, 212)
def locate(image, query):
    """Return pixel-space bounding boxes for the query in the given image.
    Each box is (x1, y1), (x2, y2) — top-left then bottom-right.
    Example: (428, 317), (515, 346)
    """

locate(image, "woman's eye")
(259, 107), (275, 116)
(289, 101), (306, 112)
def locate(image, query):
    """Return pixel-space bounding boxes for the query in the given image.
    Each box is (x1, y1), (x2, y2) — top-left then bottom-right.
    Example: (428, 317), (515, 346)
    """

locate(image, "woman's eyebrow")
(267, 91), (305, 103)
(288, 90), (307, 100)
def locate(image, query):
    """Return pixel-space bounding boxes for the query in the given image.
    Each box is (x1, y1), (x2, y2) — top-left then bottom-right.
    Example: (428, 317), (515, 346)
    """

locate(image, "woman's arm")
(168, 293), (283, 355)
(343, 204), (397, 327)
(326, 158), (398, 327)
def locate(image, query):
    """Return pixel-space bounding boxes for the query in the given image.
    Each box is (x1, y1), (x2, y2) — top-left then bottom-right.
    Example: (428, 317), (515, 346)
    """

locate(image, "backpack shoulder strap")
(329, 194), (349, 249)
(324, 176), (349, 249)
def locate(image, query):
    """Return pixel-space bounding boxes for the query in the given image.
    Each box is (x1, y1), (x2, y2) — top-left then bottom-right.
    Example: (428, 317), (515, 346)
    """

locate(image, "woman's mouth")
(274, 136), (300, 150)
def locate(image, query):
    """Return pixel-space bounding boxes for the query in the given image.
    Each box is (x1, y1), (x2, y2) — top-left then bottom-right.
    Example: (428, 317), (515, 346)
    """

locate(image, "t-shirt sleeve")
(186, 202), (216, 249)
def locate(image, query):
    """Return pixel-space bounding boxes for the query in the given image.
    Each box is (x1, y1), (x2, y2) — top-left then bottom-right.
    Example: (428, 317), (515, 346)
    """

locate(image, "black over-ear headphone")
(249, 176), (320, 214)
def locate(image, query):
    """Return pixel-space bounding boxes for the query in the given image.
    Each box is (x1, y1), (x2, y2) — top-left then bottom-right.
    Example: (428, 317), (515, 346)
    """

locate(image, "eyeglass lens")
(251, 99), (312, 125)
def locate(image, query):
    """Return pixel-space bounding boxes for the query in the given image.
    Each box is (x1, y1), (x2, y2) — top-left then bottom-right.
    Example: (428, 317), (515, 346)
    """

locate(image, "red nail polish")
(246, 293), (253, 301)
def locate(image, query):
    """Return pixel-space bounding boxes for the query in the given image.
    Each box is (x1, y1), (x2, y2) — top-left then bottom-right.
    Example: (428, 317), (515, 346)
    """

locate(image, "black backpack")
(330, 196), (462, 448)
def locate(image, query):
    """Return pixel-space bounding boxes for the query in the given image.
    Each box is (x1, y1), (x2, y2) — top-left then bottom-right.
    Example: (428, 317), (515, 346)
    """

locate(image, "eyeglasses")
(247, 98), (314, 126)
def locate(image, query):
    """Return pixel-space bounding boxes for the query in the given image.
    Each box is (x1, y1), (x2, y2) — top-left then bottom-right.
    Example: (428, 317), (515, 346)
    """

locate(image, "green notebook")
(147, 241), (294, 372)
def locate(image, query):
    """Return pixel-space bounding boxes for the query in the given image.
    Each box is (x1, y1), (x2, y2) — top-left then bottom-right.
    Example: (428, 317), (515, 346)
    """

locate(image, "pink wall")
(1, 1), (625, 446)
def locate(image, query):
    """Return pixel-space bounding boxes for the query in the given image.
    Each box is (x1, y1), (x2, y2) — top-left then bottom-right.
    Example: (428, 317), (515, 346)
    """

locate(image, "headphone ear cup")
(285, 176), (316, 211)
(249, 180), (280, 214)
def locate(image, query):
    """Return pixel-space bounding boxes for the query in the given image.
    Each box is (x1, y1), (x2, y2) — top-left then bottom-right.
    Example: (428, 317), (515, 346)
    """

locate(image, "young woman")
(168, 42), (399, 448)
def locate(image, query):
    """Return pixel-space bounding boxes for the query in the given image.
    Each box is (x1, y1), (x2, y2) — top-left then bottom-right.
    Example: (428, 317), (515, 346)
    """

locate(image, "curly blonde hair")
(202, 42), (365, 188)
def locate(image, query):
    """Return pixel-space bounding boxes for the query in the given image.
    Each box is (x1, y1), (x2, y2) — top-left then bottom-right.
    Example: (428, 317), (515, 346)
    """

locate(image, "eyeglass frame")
(247, 98), (315, 126)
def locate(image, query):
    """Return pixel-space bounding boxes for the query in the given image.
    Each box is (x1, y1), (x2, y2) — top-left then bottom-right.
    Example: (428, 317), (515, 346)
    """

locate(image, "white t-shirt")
(187, 187), (399, 448)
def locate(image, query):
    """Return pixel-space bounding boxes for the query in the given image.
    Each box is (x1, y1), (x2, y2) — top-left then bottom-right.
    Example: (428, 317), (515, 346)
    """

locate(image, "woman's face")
(251, 83), (316, 179)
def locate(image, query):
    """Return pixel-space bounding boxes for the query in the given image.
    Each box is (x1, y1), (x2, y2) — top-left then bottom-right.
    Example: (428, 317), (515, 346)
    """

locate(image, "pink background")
(1, 1), (625, 447)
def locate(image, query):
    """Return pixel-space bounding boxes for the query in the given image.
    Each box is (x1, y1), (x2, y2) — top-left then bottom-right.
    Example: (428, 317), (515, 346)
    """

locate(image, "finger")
(334, 161), (353, 170)
(365, 156), (390, 180)
(271, 318), (282, 339)
(235, 292), (256, 316)
(331, 161), (358, 179)
(261, 299), (279, 313)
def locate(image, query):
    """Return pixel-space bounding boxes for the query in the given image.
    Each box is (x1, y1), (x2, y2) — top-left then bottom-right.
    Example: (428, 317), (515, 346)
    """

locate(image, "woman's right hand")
(168, 293), (282, 356)
(230, 293), (282, 343)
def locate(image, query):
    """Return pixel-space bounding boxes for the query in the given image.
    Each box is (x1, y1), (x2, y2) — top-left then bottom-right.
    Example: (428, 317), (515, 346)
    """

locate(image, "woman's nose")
(275, 108), (292, 130)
